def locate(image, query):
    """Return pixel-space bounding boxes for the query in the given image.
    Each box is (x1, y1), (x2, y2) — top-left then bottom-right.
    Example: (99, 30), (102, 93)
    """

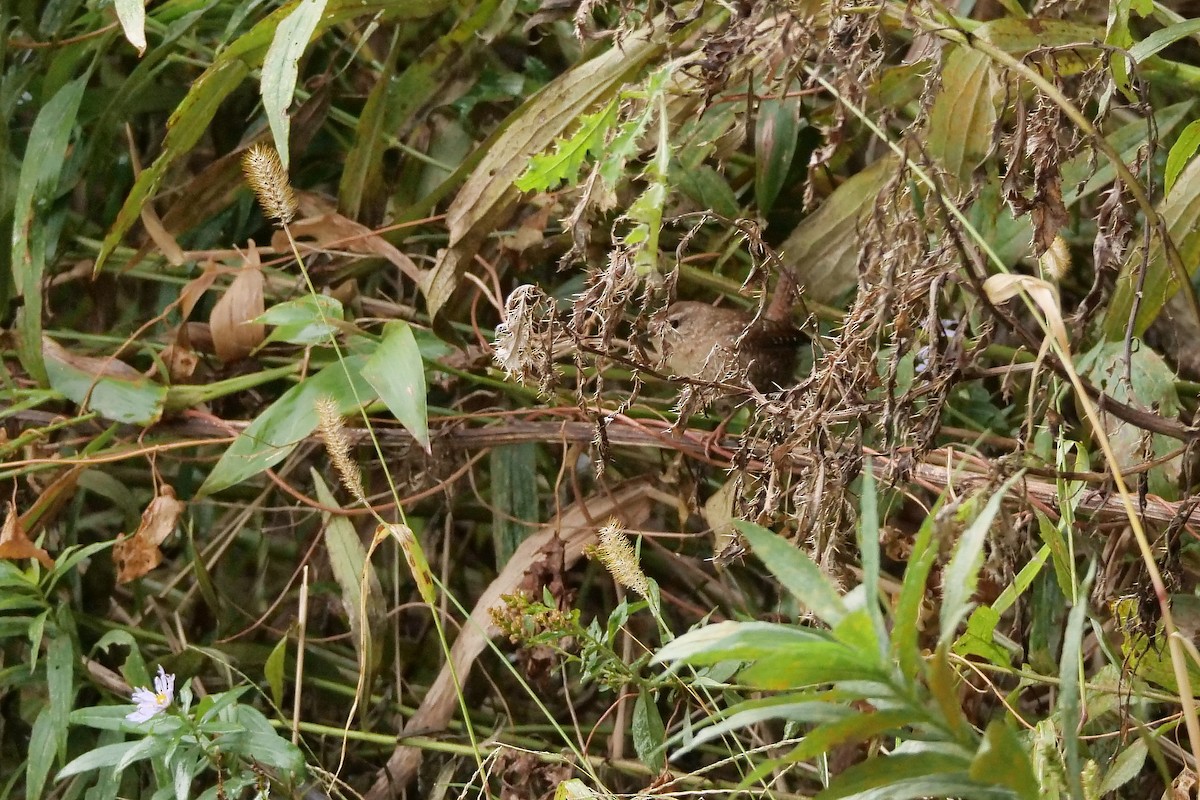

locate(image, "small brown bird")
(658, 301), (804, 391)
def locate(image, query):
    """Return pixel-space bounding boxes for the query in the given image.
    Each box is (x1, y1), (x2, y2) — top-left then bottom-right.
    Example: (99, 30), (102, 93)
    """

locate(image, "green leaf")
(1058, 562), (1095, 800)
(939, 472), (1025, 643)
(1166, 119), (1200, 195)
(970, 722), (1038, 800)
(632, 689), (665, 774)
(57, 739), (164, 779)
(778, 156), (895, 305)
(265, 634), (288, 708)
(257, 295), (345, 346)
(1097, 738), (1147, 795)
(734, 520), (848, 625)
(261, 0), (328, 168)
(361, 321), (429, 453)
(755, 90), (801, 213)
(43, 339), (166, 425)
(653, 620), (830, 666)
(514, 99), (617, 192)
(26, 710), (57, 800)
(953, 606), (1012, 668)
(666, 693), (839, 758)
(11, 77), (87, 384)
(313, 471), (383, 675)
(781, 710), (919, 767)
(233, 706), (306, 776)
(1102, 133), (1200, 338)
(737, 642), (884, 689)
(857, 463), (887, 658)
(927, 46), (997, 185)
(47, 632), (75, 760)
(815, 753), (975, 800)
(490, 443), (538, 566)
(199, 355), (377, 495)
(1129, 18), (1200, 63)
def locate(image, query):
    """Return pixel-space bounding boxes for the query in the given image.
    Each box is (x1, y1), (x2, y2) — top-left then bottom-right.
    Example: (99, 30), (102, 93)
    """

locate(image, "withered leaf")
(113, 485), (185, 583)
(274, 212), (424, 284)
(209, 247), (265, 363)
(0, 502), (54, 569)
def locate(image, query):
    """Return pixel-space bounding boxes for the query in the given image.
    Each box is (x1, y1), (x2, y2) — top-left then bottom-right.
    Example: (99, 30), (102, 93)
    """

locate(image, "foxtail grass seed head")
(242, 143), (297, 225)
(596, 520), (650, 599)
(315, 396), (366, 505)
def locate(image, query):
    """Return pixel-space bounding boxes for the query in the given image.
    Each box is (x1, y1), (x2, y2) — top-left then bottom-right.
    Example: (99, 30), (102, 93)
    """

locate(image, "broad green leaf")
(781, 710), (918, 766)
(891, 500), (939, 679)
(265, 634), (288, 708)
(233, 706), (306, 776)
(735, 520), (847, 625)
(199, 355), (377, 495)
(1097, 738), (1147, 795)
(313, 471), (383, 675)
(1077, 339), (1181, 498)
(755, 90), (801, 214)
(257, 295), (344, 345)
(1102, 144), (1200, 338)
(1166, 119), (1200, 195)
(940, 472), (1025, 643)
(815, 753), (975, 800)
(632, 689), (665, 774)
(1062, 101), (1192, 205)
(261, 0), (327, 168)
(361, 321), (429, 453)
(927, 46), (996, 185)
(737, 642), (884, 689)
(1129, 18), (1200, 63)
(653, 620), (830, 666)
(778, 156), (895, 304)
(490, 443), (538, 566)
(57, 739), (164, 779)
(953, 606), (1012, 668)
(115, 0), (147, 55)
(11, 77), (87, 384)
(970, 722), (1038, 800)
(667, 693), (841, 757)
(43, 338), (166, 425)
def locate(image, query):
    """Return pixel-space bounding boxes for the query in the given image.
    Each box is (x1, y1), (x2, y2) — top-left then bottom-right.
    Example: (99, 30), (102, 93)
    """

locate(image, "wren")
(659, 301), (805, 391)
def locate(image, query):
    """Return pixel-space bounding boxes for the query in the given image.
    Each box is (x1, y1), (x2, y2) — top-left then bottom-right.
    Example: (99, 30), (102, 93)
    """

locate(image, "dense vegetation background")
(8, 0), (1200, 798)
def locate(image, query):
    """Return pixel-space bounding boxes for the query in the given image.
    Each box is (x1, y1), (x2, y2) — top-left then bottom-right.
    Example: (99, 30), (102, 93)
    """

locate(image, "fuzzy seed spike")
(242, 143), (297, 225)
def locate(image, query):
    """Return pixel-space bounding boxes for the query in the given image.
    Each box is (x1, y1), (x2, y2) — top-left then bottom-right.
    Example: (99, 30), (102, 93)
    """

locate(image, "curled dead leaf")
(0, 502), (54, 569)
(113, 485), (185, 583)
(982, 273), (1069, 354)
(275, 212), (424, 284)
(209, 247), (265, 363)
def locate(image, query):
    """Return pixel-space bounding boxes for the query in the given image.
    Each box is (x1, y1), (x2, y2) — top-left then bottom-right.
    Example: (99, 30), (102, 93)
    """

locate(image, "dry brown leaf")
(0, 502), (54, 569)
(982, 273), (1069, 354)
(209, 247), (265, 363)
(140, 203), (185, 266)
(274, 212), (424, 284)
(160, 342), (199, 382)
(113, 485), (185, 583)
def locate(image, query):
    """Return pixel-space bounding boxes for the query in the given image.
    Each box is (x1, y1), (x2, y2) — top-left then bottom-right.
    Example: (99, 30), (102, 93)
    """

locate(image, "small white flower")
(126, 666), (174, 722)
